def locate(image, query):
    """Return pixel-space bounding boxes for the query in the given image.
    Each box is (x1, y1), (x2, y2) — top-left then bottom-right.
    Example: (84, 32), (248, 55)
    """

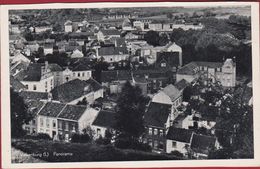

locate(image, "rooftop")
(38, 102), (66, 117)
(58, 104), (87, 121)
(191, 134), (217, 155)
(166, 127), (193, 143)
(144, 102), (171, 128)
(92, 110), (116, 128)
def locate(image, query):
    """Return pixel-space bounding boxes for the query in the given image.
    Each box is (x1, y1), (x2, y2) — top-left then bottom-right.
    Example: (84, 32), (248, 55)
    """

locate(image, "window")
(46, 129), (50, 133)
(158, 141), (164, 150)
(33, 84), (37, 90)
(154, 129), (158, 135)
(46, 119), (50, 128)
(58, 121), (62, 129)
(78, 73), (80, 77)
(154, 140), (158, 149)
(40, 118), (44, 127)
(97, 128), (101, 135)
(172, 141), (177, 148)
(50, 79), (53, 86)
(159, 81), (162, 87)
(73, 73), (75, 77)
(87, 72), (90, 77)
(45, 81), (47, 88)
(82, 72), (85, 77)
(159, 130), (163, 136)
(72, 124), (76, 132)
(148, 128), (152, 135)
(25, 85), (28, 89)
(148, 139), (152, 147)
(53, 120), (56, 128)
(161, 62), (166, 67)
(33, 128), (36, 134)
(65, 122), (69, 131)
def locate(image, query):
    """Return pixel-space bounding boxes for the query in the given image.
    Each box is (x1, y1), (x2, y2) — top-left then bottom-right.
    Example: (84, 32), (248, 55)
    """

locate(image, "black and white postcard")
(1, 1), (260, 168)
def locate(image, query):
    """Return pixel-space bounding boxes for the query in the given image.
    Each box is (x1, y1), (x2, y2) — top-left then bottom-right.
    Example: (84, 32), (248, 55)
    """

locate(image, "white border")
(1, 2), (260, 168)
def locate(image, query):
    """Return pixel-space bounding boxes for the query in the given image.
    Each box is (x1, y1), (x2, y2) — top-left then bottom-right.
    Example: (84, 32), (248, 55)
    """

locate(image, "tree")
(158, 33), (169, 46)
(144, 30), (160, 46)
(82, 125), (95, 141)
(114, 81), (147, 142)
(167, 13), (173, 19)
(10, 88), (32, 138)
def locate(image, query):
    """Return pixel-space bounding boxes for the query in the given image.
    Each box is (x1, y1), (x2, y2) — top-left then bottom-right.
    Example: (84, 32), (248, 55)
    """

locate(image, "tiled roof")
(162, 84), (181, 102)
(191, 134), (216, 155)
(72, 63), (91, 71)
(38, 102), (66, 117)
(26, 100), (46, 117)
(100, 29), (121, 36)
(48, 63), (63, 72)
(58, 104), (87, 121)
(101, 69), (170, 83)
(19, 91), (49, 101)
(22, 63), (42, 81)
(98, 47), (128, 56)
(177, 62), (199, 75)
(101, 70), (132, 83)
(92, 110), (116, 128)
(196, 62), (223, 68)
(51, 79), (102, 103)
(144, 102), (171, 128)
(10, 75), (26, 91)
(175, 79), (190, 91)
(166, 127), (193, 143)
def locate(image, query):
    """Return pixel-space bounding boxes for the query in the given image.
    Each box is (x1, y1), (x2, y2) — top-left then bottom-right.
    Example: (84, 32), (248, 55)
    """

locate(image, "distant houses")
(176, 58), (236, 87)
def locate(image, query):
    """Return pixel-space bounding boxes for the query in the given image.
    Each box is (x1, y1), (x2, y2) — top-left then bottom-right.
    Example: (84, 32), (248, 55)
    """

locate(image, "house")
(190, 134), (219, 159)
(152, 84), (183, 108)
(51, 78), (103, 104)
(19, 90), (49, 101)
(149, 21), (163, 31)
(36, 101), (99, 141)
(37, 102), (64, 138)
(64, 20), (73, 32)
(71, 49), (84, 58)
(91, 110), (116, 139)
(10, 75), (27, 92)
(26, 41), (40, 52)
(177, 59), (236, 87)
(97, 29), (121, 41)
(43, 44), (53, 55)
(101, 69), (172, 94)
(143, 102), (174, 152)
(124, 32), (140, 40)
(57, 105), (99, 142)
(10, 24), (21, 34)
(47, 63), (63, 87)
(21, 62), (54, 92)
(23, 100), (46, 135)
(70, 63), (92, 81)
(35, 26), (52, 33)
(10, 52), (31, 64)
(97, 46), (129, 63)
(166, 127), (193, 154)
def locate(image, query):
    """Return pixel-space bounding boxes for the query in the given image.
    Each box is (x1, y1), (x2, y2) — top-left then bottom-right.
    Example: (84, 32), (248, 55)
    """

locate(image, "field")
(12, 139), (182, 162)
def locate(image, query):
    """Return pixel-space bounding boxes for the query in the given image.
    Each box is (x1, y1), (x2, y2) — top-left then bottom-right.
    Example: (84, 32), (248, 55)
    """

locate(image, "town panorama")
(9, 6), (253, 163)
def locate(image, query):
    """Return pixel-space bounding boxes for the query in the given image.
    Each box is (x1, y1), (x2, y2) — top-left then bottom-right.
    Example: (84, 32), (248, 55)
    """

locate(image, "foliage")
(77, 97), (88, 105)
(12, 139), (181, 162)
(114, 134), (152, 152)
(10, 88), (32, 138)
(71, 133), (91, 143)
(114, 81), (148, 141)
(23, 133), (52, 140)
(82, 125), (95, 141)
(144, 30), (160, 46)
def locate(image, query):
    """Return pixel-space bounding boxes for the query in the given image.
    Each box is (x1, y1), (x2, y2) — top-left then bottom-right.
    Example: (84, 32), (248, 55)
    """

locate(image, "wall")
(37, 115), (58, 139)
(166, 139), (190, 154)
(21, 75), (54, 92)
